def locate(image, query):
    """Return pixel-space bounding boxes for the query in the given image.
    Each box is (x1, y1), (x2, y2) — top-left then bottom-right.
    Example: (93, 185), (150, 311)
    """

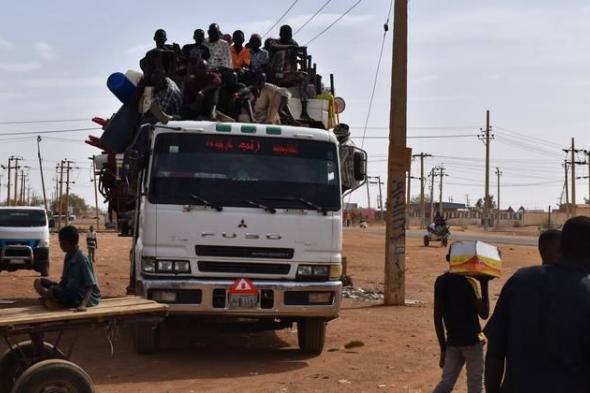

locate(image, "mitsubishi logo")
(238, 219), (247, 228)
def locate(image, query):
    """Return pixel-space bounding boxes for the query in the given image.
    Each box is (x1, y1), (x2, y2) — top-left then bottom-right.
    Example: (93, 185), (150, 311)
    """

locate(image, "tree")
(410, 194), (432, 204)
(50, 194), (90, 216)
(475, 196), (496, 210)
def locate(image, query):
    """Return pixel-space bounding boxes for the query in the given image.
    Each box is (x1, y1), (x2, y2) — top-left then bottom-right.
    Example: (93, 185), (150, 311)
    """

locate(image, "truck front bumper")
(138, 278), (342, 319)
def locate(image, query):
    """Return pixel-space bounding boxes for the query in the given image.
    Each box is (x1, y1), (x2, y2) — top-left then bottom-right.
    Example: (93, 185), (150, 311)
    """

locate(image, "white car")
(0, 207), (50, 276)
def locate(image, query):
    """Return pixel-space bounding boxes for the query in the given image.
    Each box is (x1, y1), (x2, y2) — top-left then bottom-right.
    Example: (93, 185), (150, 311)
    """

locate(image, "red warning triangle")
(229, 278), (257, 294)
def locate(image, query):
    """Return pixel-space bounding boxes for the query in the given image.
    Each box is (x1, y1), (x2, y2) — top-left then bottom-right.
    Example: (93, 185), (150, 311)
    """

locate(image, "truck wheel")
(36, 261), (49, 277)
(0, 341), (65, 392)
(133, 324), (160, 355)
(297, 319), (326, 355)
(423, 235), (430, 247)
(12, 359), (95, 393)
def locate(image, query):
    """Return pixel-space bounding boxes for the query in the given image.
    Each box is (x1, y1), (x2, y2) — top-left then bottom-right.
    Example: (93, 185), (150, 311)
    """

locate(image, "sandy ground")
(0, 227), (539, 392)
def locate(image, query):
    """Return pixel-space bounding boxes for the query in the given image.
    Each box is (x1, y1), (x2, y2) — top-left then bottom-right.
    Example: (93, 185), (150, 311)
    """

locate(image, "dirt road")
(0, 227), (538, 392)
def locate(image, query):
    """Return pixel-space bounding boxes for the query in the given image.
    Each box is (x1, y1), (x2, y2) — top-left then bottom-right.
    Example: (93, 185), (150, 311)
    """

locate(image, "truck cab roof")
(155, 121), (338, 145)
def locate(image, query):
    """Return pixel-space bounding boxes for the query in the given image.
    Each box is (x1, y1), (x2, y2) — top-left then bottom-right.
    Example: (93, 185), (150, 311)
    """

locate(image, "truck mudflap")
(139, 278), (342, 319)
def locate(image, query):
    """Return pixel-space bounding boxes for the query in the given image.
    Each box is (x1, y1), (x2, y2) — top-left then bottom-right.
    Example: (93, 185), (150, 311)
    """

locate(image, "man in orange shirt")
(230, 30), (250, 71)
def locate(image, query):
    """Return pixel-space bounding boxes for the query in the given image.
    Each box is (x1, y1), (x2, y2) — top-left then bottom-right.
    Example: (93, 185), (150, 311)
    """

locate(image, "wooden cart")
(0, 296), (167, 393)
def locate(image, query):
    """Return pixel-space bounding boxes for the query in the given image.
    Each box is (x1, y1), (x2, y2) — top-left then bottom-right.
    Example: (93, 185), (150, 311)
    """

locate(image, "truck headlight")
(329, 264), (342, 280)
(174, 261), (191, 273)
(157, 260), (174, 273)
(296, 265), (329, 280)
(38, 239), (49, 248)
(142, 257), (156, 273)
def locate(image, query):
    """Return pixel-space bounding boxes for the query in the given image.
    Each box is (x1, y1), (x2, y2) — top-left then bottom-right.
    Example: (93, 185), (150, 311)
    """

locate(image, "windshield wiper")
(242, 200), (276, 214)
(263, 197), (327, 215)
(190, 194), (223, 211)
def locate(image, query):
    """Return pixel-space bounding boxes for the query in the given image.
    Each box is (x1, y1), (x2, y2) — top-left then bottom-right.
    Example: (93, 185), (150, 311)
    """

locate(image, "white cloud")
(0, 92), (26, 101)
(35, 42), (56, 61)
(125, 43), (152, 55)
(410, 74), (438, 85)
(0, 62), (41, 72)
(0, 38), (13, 50)
(22, 76), (104, 89)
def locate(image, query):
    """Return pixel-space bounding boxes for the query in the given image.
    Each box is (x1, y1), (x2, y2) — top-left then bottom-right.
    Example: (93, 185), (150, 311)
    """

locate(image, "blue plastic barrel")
(107, 72), (135, 104)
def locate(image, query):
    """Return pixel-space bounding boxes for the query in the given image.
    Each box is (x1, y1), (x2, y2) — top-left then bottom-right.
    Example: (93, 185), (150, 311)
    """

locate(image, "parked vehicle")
(0, 207), (50, 276)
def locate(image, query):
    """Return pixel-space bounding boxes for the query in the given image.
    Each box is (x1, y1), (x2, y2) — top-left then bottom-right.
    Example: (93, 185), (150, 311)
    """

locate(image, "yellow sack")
(449, 240), (501, 278)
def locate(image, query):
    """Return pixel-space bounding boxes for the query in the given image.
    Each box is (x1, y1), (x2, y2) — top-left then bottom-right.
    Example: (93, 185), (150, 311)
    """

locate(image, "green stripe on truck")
(266, 126), (281, 135)
(216, 123), (232, 132)
(241, 125), (257, 133)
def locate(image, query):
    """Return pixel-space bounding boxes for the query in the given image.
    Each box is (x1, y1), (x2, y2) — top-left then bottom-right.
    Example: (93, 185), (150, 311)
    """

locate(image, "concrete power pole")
(429, 168), (436, 222)
(92, 156), (100, 230)
(366, 177), (372, 212)
(438, 166), (446, 215)
(406, 160), (412, 229)
(57, 160), (64, 230)
(564, 160), (570, 218)
(571, 138), (576, 216)
(495, 167), (502, 226)
(6, 157), (12, 206)
(37, 136), (49, 211)
(479, 110), (492, 229)
(384, 0), (410, 306)
(412, 153), (431, 228)
(65, 160), (73, 226)
(12, 157), (22, 204)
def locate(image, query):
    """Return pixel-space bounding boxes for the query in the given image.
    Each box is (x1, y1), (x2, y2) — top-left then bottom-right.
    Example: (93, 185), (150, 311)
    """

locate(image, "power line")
(262, 0), (300, 38)
(0, 118), (90, 125)
(293, 0), (333, 35)
(353, 134), (474, 140)
(359, 0), (391, 149)
(0, 127), (101, 137)
(305, 0), (364, 46)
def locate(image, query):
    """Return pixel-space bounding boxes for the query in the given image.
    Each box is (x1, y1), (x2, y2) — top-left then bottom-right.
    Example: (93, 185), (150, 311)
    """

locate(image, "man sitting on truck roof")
(205, 23), (232, 70)
(230, 30), (250, 71)
(248, 33), (269, 75)
(183, 58), (221, 120)
(251, 72), (294, 124)
(182, 28), (211, 61)
(145, 68), (182, 124)
(34, 226), (100, 311)
(140, 29), (180, 80)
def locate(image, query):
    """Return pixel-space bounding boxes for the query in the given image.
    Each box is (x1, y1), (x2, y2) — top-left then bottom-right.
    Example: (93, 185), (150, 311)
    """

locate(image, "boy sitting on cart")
(34, 226), (101, 311)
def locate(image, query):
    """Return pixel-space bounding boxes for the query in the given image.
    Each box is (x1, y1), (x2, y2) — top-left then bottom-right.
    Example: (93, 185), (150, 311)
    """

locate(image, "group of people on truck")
(136, 23), (319, 127)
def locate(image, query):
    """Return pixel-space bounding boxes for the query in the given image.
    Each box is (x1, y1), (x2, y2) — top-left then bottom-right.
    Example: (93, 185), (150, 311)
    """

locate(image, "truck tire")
(423, 235), (430, 247)
(133, 324), (160, 355)
(12, 359), (95, 393)
(0, 340), (65, 392)
(36, 261), (49, 277)
(297, 319), (326, 355)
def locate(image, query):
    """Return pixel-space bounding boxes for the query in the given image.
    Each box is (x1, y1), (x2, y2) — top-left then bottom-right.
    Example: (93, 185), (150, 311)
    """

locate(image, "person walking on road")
(485, 216), (590, 393)
(432, 249), (490, 393)
(86, 225), (97, 263)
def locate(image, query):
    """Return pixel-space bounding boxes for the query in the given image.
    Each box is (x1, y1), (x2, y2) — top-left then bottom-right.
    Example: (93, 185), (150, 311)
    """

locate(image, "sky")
(1, 0), (589, 211)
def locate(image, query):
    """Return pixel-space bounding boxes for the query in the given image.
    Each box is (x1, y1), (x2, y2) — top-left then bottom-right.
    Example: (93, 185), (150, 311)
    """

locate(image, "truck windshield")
(149, 133), (341, 211)
(0, 209), (47, 227)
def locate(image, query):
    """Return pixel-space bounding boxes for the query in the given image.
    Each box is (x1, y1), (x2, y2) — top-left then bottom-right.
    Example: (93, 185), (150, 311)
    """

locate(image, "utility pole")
(564, 160), (570, 218)
(366, 177), (372, 211)
(412, 153), (431, 228)
(406, 160), (412, 229)
(429, 168), (436, 222)
(368, 176), (385, 220)
(0, 174), (3, 205)
(64, 160), (73, 226)
(5, 157), (12, 206)
(563, 140), (587, 217)
(57, 160), (64, 230)
(438, 166), (446, 215)
(495, 167), (502, 226)
(478, 110), (493, 229)
(384, 0), (410, 306)
(548, 205), (552, 229)
(37, 136), (49, 211)
(91, 156), (100, 230)
(12, 156), (22, 205)
(19, 170), (25, 205)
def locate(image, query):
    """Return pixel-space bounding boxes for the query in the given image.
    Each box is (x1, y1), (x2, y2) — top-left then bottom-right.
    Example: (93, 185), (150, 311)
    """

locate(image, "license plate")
(228, 294), (258, 309)
(9, 259), (22, 264)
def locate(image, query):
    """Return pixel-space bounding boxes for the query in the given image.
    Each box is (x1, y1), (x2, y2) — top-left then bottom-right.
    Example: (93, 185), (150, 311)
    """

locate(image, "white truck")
(0, 207), (50, 276)
(99, 120), (366, 354)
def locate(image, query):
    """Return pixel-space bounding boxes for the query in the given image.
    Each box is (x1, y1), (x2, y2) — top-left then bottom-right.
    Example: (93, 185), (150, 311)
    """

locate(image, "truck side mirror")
(353, 150), (367, 181)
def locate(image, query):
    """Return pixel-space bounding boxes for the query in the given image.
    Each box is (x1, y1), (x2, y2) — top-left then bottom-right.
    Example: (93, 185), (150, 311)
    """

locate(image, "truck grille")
(3, 248), (32, 258)
(198, 261), (291, 275)
(195, 245), (294, 259)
